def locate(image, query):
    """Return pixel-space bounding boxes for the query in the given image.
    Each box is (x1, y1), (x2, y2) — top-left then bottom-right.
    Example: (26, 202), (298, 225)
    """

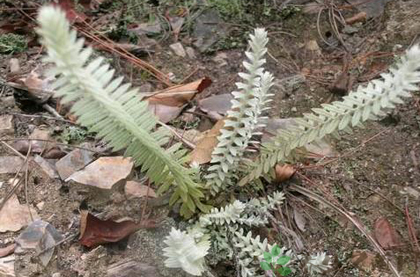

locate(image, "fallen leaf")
(66, 157), (134, 190)
(125, 181), (157, 199)
(0, 244), (15, 258)
(79, 211), (157, 247)
(146, 77), (212, 107)
(127, 21), (162, 35)
(168, 17), (185, 40)
(190, 119), (225, 164)
(275, 164), (295, 182)
(374, 217), (402, 250)
(0, 195), (39, 233)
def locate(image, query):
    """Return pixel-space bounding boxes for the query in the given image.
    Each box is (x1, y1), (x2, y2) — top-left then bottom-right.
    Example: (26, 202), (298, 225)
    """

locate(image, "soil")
(0, 0), (420, 277)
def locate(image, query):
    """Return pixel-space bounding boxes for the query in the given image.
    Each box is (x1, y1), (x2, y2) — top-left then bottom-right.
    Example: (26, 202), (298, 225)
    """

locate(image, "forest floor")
(0, 0), (420, 276)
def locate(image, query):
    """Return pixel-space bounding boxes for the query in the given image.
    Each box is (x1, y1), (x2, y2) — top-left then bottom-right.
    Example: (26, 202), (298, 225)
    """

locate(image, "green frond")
(240, 45), (420, 185)
(36, 6), (205, 217)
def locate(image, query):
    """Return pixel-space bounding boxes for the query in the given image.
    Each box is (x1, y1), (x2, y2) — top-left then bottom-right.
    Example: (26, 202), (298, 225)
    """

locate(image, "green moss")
(0, 33), (27, 54)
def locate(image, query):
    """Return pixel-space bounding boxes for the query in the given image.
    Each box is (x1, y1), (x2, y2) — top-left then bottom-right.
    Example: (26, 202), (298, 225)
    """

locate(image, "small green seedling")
(260, 245), (292, 276)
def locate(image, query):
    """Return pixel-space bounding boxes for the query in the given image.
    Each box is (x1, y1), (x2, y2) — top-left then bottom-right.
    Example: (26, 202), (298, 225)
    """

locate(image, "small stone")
(36, 201), (45, 211)
(52, 273), (61, 277)
(34, 155), (59, 179)
(29, 128), (52, 154)
(66, 157), (134, 190)
(291, 107), (297, 112)
(212, 52), (228, 67)
(56, 148), (95, 181)
(0, 157), (24, 174)
(0, 115), (14, 136)
(305, 40), (321, 51)
(169, 42), (186, 57)
(0, 182), (3, 189)
(185, 47), (196, 59)
(1, 96), (16, 108)
(15, 220), (63, 266)
(9, 58), (20, 74)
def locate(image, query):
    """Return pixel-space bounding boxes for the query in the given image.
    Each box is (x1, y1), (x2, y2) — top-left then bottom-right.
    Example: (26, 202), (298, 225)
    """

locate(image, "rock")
(212, 52), (228, 67)
(0, 195), (39, 233)
(107, 259), (158, 277)
(36, 202), (45, 211)
(15, 220), (63, 266)
(169, 42), (186, 57)
(34, 155), (59, 179)
(125, 181), (157, 199)
(185, 47), (196, 59)
(130, 218), (188, 277)
(351, 250), (376, 272)
(305, 40), (321, 54)
(9, 58), (20, 74)
(0, 255), (15, 277)
(0, 156), (24, 174)
(52, 273), (61, 277)
(55, 148), (95, 180)
(0, 96), (16, 108)
(0, 115), (14, 136)
(198, 93), (233, 117)
(192, 9), (227, 52)
(28, 128), (52, 154)
(66, 157), (134, 190)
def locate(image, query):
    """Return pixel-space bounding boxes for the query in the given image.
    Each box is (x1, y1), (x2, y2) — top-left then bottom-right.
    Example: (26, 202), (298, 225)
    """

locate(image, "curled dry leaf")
(146, 77), (212, 123)
(274, 164), (296, 182)
(79, 211), (157, 247)
(190, 119), (225, 165)
(147, 77), (212, 107)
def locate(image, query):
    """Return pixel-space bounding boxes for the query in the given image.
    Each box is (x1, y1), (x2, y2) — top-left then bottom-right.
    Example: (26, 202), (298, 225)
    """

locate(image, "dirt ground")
(1, 0), (420, 276)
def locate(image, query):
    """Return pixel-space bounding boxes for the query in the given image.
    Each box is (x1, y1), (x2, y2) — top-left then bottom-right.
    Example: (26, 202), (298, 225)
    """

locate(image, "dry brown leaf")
(146, 77), (212, 107)
(274, 164), (296, 182)
(79, 211), (157, 247)
(190, 119), (225, 164)
(374, 217), (402, 250)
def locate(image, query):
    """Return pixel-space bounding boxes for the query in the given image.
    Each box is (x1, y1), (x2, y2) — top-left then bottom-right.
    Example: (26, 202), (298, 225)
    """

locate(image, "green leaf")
(278, 267), (292, 276)
(276, 256), (290, 265)
(263, 251), (272, 261)
(271, 245), (281, 257)
(260, 261), (272, 271)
